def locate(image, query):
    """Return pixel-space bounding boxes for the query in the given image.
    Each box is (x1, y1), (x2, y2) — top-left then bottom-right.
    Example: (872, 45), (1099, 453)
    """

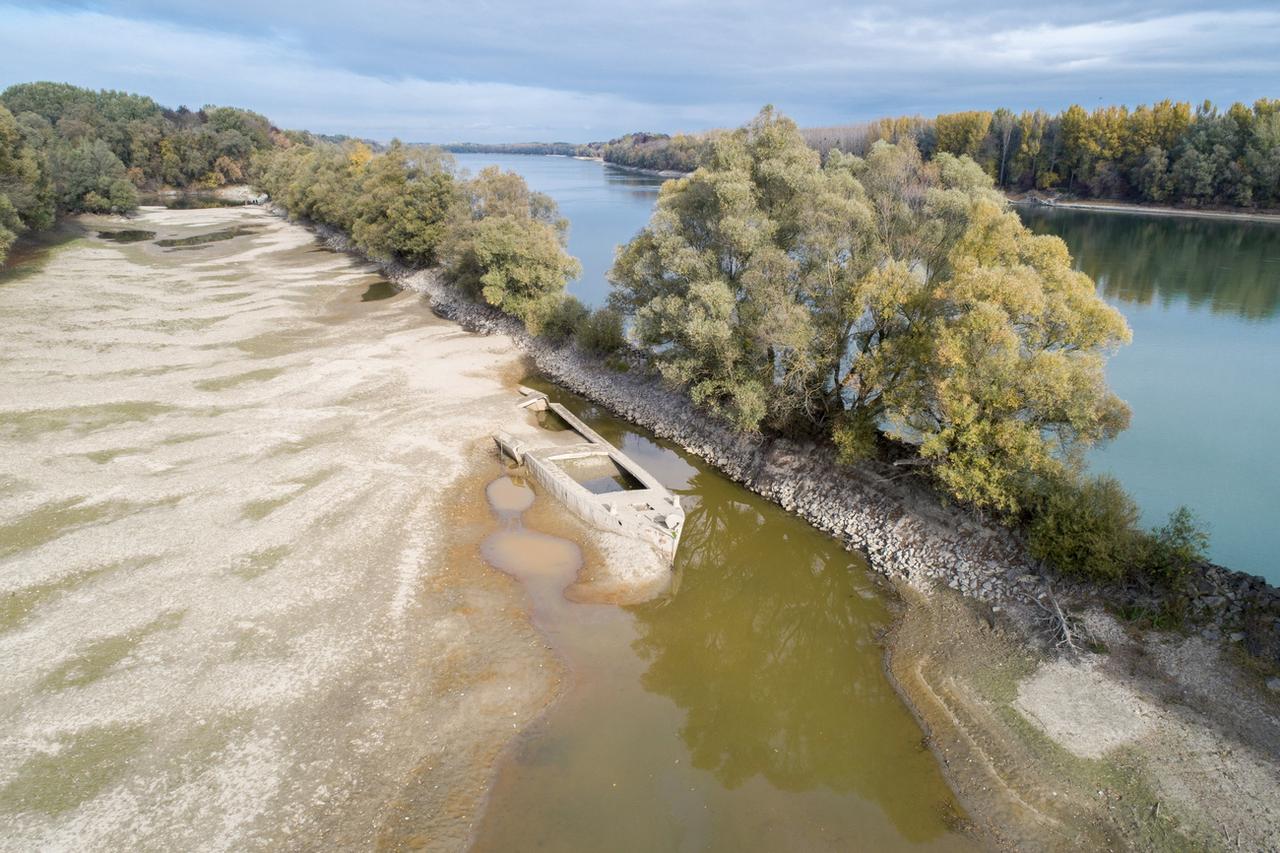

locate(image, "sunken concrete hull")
(495, 392), (684, 565)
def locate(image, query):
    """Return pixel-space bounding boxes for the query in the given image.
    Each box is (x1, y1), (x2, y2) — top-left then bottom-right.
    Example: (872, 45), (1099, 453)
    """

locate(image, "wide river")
(454, 153), (1280, 584)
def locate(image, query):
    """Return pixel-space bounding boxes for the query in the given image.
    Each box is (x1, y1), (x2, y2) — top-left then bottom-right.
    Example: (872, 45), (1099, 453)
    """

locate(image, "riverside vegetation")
(449, 97), (1280, 210)
(255, 104), (1228, 625)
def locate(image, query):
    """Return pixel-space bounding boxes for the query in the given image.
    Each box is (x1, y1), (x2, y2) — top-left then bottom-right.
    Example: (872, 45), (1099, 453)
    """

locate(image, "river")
(451, 154), (977, 848)
(1019, 207), (1280, 583)
(454, 153), (1280, 584)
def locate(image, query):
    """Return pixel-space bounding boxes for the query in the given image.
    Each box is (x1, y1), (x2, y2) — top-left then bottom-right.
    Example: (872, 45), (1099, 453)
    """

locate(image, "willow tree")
(611, 106), (1131, 513)
(349, 141), (456, 266)
(610, 107), (828, 431)
(445, 165), (581, 329)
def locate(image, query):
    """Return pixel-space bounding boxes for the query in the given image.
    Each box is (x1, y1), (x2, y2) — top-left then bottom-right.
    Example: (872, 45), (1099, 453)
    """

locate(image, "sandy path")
(0, 207), (555, 850)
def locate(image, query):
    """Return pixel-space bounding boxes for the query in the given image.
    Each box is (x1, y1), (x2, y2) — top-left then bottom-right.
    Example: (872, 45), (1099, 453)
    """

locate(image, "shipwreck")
(493, 388), (684, 565)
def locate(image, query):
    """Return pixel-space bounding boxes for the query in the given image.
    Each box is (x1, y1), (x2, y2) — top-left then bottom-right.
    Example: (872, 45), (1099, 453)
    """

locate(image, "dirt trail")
(0, 207), (556, 850)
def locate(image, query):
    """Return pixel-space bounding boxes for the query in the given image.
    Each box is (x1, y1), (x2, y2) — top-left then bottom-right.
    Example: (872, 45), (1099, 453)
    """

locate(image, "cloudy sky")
(1, 2), (1276, 142)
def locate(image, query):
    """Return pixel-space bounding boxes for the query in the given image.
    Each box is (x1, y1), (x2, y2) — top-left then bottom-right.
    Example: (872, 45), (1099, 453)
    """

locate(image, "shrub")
(831, 410), (880, 463)
(1027, 474), (1142, 581)
(538, 295), (588, 346)
(576, 307), (625, 355)
(1139, 506), (1209, 585)
(447, 215), (581, 324)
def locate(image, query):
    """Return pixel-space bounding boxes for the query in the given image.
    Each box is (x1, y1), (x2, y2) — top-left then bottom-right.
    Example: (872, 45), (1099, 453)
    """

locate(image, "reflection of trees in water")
(629, 474), (955, 837)
(1021, 208), (1280, 320)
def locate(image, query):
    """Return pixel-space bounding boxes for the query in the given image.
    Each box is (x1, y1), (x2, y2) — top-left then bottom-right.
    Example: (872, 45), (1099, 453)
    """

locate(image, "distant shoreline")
(1009, 195), (1280, 224)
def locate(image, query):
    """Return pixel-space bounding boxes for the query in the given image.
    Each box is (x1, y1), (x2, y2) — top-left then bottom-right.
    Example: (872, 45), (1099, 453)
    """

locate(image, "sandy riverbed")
(0, 206), (560, 850)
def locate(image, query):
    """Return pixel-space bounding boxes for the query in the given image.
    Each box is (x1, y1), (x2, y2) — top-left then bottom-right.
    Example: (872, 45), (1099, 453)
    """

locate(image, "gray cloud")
(3, 2), (1277, 141)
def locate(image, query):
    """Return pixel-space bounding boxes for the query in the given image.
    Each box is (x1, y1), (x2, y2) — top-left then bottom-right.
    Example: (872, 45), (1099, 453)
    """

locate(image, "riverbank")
(308, 215), (1280, 850)
(1008, 194), (1280, 223)
(577, 156), (692, 179)
(0, 206), (563, 849)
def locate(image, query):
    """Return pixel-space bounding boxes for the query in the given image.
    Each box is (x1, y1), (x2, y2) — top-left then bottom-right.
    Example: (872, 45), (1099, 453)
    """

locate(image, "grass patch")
(194, 366), (286, 392)
(1, 402), (176, 442)
(230, 545), (290, 580)
(40, 610), (184, 692)
(0, 724), (147, 816)
(0, 498), (114, 561)
(239, 466), (338, 521)
(0, 557), (157, 634)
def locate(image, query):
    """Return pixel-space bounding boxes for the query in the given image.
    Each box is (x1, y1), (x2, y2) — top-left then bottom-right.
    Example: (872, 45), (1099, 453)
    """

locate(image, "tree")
(613, 106), (1132, 513)
(48, 138), (137, 213)
(446, 165), (580, 327)
(934, 111), (992, 160)
(0, 104), (54, 264)
(350, 142), (456, 266)
(447, 215), (580, 327)
(611, 107), (823, 431)
(988, 108), (1019, 186)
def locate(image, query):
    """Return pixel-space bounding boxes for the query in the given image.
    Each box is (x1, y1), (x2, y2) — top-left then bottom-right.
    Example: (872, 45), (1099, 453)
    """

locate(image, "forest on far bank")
(802, 99), (1280, 209)
(452, 98), (1279, 211)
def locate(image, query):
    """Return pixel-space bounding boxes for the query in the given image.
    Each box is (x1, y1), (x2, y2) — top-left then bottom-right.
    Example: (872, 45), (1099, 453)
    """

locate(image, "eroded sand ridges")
(0, 207), (555, 850)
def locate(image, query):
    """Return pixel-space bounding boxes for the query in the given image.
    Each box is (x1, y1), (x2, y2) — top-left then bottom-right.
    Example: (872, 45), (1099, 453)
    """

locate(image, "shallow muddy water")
(472, 381), (977, 852)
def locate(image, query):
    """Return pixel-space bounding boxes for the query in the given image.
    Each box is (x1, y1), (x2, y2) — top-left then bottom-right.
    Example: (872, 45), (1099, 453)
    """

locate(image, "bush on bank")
(253, 143), (581, 329)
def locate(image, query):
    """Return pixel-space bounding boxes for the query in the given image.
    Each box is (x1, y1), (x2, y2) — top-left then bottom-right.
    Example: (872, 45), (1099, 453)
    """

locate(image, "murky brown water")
(472, 381), (979, 852)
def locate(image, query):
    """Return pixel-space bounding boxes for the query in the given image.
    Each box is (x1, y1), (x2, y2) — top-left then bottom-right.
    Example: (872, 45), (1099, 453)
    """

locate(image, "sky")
(1, 1), (1277, 143)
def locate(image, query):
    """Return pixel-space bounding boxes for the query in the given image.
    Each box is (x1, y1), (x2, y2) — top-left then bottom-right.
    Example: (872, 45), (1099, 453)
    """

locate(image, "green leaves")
(1028, 475), (1142, 581)
(443, 166), (581, 328)
(612, 105), (1134, 515)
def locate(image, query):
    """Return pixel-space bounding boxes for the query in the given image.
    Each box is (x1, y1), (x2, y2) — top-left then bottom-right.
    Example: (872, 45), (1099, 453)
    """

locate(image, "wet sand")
(0, 207), (557, 850)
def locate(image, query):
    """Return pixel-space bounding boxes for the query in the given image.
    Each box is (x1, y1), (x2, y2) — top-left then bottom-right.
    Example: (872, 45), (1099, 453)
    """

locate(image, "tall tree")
(613, 106), (1132, 513)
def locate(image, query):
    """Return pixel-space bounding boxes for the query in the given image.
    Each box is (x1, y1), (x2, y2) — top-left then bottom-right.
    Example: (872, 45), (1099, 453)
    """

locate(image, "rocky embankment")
(306, 219), (1280, 669)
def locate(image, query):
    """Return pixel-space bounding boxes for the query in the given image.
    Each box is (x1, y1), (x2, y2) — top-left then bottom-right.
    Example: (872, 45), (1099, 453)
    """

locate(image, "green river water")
(473, 380), (975, 851)
(1019, 207), (1280, 582)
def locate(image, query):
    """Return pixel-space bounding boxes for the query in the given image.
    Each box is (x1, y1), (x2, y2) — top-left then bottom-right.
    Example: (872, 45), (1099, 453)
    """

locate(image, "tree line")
(441, 142), (584, 156)
(610, 107), (1208, 591)
(0, 81), (278, 264)
(803, 99), (1280, 209)
(437, 135), (709, 173)
(252, 138), (624, 355)
(604, 98), (1279, 209)
(595, 132), (709, 173)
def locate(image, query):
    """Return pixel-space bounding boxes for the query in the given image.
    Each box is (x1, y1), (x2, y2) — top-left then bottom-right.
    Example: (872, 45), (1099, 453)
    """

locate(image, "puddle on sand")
(481, 473), (583, 617)
(360, 279), (399, 301)
(155, 227), (259, 249)
(95, 229), (156, 243)
(469, 380), (980, 852)
(485, 475), (535, 514)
